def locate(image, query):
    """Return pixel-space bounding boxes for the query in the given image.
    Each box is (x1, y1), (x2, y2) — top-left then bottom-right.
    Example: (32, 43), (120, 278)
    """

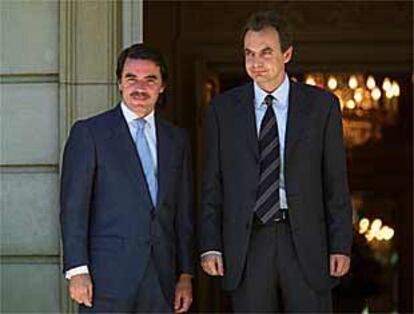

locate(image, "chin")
(129, 102), (147, 110)
(254, 77), (269, 84)
(124, 103), (145, 114)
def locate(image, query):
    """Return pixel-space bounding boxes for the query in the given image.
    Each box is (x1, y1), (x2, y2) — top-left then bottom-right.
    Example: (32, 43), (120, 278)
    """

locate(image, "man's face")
(244, 27), (293, 92)
(118, 58), (165, 117)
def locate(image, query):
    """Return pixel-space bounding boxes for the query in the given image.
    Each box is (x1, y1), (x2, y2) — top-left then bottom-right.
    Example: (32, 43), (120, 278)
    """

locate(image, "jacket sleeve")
(322, 95), (353, 255)
(60, 120), (96, 272)
(198, 100), (223, 254)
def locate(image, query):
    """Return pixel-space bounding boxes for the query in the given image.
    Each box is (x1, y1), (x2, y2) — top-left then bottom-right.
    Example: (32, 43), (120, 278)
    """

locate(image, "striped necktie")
(254, 95), (280, 223)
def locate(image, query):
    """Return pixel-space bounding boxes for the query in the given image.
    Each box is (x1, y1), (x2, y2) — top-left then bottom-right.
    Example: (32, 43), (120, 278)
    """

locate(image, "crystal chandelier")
(303, 73), (400, 148)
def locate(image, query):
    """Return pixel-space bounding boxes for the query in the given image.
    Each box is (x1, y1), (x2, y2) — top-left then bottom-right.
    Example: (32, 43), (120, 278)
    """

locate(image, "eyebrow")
(124, 73), (159, 80)
(262, 47), (273, 52)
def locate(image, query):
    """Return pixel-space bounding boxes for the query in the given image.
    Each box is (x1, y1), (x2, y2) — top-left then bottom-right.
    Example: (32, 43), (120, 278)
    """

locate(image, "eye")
(262, 49), (273, 56)
(146, 78), (157, 85)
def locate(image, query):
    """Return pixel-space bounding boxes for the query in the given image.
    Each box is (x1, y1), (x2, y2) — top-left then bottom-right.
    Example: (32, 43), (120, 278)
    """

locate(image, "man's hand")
(330, 254), (350, 277)
(69, 273), (93, 307)
(174, 273), (192, 313)
(201, 254), (224, 276)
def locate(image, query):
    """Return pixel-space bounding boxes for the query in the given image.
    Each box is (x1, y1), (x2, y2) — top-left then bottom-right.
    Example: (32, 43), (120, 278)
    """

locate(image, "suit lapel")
(107, 105), (153, 209)
(155, 115), (173, 207)
(236, 82), (259, 161)
(285, 81), (308, 162)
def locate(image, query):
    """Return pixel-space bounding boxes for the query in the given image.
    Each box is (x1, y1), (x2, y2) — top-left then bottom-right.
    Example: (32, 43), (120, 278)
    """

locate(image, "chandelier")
(303, 73), (400, 148)
(358, 217), (394, 242)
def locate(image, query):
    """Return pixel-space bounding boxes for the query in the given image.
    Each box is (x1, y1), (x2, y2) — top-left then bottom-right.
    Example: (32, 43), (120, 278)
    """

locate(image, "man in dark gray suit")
(60, 44), (194, 313)
(199, 11), (352, 312)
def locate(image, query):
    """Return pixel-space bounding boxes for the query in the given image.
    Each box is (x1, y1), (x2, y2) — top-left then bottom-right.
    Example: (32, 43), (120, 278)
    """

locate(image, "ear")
(159, 84), (165, 94)
(283, 46), (293, 64)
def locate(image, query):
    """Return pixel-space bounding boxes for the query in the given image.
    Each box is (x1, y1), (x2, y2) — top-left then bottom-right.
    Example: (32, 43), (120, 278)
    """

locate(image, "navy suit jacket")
(60, 104), (194, 301)
(199, 81), (353, 292)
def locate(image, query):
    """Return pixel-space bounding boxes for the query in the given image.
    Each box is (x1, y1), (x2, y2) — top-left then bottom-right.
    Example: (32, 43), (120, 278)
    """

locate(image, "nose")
(135, 80), (147, 90)
(251, 56), (263, 69)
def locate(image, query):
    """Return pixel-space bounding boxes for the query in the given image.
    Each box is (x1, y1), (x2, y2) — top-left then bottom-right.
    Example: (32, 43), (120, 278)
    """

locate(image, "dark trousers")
(79, 258), (172, 313)
(232, 219), (332, 313)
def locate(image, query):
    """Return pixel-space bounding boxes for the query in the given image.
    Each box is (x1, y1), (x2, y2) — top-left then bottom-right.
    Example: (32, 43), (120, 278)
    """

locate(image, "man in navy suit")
(60, 44), (194, 313)
(199, 11), (352, 312)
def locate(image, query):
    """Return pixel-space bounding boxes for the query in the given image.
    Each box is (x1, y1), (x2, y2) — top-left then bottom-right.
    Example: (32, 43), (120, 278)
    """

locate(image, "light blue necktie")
(135, 118), (157, 206)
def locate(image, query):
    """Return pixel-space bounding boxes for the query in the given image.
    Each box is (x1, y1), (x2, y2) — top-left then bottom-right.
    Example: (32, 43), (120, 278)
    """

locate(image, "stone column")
(58, 1), (123, 312)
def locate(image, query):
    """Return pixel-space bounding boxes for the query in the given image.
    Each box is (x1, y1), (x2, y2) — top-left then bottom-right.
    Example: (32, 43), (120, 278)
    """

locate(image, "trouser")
(232, 217), (332, 313)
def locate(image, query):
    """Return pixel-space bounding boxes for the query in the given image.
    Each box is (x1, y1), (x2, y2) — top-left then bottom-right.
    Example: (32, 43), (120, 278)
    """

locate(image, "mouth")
(251, 70), (267, 76)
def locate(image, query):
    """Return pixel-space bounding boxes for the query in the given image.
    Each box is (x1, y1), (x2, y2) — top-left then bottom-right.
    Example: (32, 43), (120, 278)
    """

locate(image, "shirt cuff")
(65, 265), (89, 280)
(200, 251), (222, 259)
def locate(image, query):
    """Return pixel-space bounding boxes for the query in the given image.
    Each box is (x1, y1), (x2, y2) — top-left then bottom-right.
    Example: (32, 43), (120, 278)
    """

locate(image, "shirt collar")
(120, 102), (155, 129)
(254, 74), (290, 109)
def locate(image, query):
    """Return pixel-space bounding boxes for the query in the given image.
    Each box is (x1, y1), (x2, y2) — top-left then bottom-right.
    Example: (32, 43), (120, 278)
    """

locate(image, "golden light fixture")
(366, 75), (376, 90)
(358, 217), (394, 242)
(304, 73), (400, 148)
(305, 76), (317, 86)
(327, 76), (337, 90)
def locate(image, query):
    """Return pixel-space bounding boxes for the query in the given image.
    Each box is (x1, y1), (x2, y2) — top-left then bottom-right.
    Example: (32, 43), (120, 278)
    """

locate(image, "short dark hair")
(116, 43), (168, 83)
(242, 10), (293, 52)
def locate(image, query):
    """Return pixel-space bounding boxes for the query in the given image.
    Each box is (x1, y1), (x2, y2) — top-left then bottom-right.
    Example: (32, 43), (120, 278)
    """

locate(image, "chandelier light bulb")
(371, 87), (381, 101)
(327, 76), (338, 90)
(366, 75), (376, 90)
(346, 99), (356, 110)
(354, 89), (364, 103)
(382, 78), (392, 92)
(348, 75), (358, 89)
(359, 218), (370, 234)
(392, 81), (400, 97)
(371, 218), (382, 233)
(382, 226), (395, 240)
(306, 76), (316, 86)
